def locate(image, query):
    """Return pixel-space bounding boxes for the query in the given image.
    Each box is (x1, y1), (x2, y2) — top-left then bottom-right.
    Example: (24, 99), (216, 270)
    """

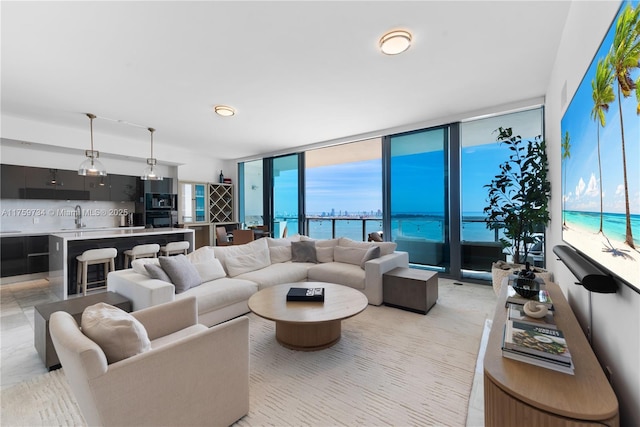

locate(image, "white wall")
(545, 1), (639, 425)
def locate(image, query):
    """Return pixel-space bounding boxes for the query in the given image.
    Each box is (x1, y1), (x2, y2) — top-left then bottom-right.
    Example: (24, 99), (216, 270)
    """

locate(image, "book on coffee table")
(286, 287), (325, 302)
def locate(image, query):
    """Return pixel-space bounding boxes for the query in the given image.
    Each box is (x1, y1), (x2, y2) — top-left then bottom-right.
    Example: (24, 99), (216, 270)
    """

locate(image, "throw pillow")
(360, 245), (381, 269)
(186, 246), (216, 263)
(333, 246), (369, 266)
(192, 258), (226, 282)
(159, 255), (201, 294)
(338, 237), (397, 256)
(266, 237), (292, 247)
(131, 258), (160, 276)
(269, 246), (292, 263)
(226, 252), (271, 277)
(81, 303), (151, 364)
(315, 238), (339, 263)
(291, 240), (317, 263)
(144, 264), (172, 282)
(213, 238), (270, 274)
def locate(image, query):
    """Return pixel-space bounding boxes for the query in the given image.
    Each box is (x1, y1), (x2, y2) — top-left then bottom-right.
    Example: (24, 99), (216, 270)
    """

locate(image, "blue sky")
(561, 0), (640, 216)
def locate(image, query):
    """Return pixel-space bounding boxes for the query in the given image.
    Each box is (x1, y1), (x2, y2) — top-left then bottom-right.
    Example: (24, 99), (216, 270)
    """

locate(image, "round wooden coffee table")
(248, 282), (368, 351)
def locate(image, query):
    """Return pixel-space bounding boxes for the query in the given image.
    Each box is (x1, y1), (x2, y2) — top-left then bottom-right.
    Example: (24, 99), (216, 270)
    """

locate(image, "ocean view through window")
(241, 106), (545, 278)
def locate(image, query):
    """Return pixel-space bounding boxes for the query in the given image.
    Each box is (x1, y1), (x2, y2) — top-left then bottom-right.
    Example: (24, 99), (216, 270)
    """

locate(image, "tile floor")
(1, 279), (58, 389)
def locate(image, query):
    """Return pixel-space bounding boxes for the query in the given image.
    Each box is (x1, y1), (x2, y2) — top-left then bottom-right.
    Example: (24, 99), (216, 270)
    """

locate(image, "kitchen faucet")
(75, 205), (85, 228)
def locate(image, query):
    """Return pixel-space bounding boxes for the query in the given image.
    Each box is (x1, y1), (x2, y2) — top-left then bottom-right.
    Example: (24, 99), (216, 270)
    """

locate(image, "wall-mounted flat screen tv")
(560, 0), (639, 291)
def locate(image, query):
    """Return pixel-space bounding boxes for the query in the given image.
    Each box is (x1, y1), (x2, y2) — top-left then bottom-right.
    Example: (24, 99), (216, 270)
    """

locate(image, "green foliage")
(483, 127), (551, 264)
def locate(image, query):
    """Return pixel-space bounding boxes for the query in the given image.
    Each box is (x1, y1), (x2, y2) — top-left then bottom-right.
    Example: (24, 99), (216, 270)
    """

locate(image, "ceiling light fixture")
(379, 30), (412, 55)
(214, 105), (236, 117)
(78, 113), (107, 176)
(141, 127), (163, 181)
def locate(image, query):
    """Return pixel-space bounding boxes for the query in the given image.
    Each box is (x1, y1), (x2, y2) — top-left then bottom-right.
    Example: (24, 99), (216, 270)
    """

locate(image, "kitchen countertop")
(0, 226), (146, 237)
(50, 227), (193, 241)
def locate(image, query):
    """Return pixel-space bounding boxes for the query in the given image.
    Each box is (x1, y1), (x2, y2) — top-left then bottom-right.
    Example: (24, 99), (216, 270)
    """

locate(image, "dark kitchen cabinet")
(110, 174), (139, 202)
(23, 167), (57, 199)
(1, 164), (25, 199)
(140, 178), (173, 195)
(26, 235), (49, 274)
(22, 167), (88, 200)
(86, 175), (110, 200)
(0, 236), (27, 277)
(55, 169), (89, 200)
(0, 235), (50, 277)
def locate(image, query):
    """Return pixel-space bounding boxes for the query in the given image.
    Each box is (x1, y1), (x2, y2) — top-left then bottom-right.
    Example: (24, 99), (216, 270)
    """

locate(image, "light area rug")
(1, 280), (496, 426)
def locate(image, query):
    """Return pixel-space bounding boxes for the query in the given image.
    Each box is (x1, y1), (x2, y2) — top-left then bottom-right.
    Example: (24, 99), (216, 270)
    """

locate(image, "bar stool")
(76, 248), (118, 296)
(160, 241), (190, 256)
(123, 244), (160, 268)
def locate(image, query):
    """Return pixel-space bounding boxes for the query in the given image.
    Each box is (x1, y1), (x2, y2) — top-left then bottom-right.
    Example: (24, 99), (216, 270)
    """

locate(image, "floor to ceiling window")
(237, 105), (544, 281)
(272, 154), (300, 238)
(305, 138), (382, 240)
(389, 127), (449, 272)
(459, 108), (545, 276)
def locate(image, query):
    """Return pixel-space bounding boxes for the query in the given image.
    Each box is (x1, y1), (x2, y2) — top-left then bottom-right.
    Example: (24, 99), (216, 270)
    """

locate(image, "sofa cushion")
(300, 237), (339, 263)
(213, 238), (270, 274)
(175, 278), (258, 315)
(226, 251), (271, 277)
(144, 264), (172, 282)
(338, 237), (397, 256)
(186, 246), (216, 263)
(334, 246), (369, 266)
(307, 262), (366, 290)
(360, 245), (381, 269)
(236, 262), (311, 289)
(81, 302), (151, 364)
(269, 246), (292, 263)
(131, 258), (160, 276)
(266, 237), (292, 247)
(193, 258), (227, 282)
(291, 241), (317, 263)
(159, 255), (202, 294)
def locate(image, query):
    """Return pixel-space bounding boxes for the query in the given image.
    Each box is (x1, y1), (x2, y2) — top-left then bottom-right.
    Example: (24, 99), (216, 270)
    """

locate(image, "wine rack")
(209, 183), (233, 223)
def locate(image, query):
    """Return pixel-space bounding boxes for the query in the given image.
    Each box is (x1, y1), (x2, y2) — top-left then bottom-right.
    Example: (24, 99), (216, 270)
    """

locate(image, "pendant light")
(141, 127), (163, 181)
(78, 113), (107, 176)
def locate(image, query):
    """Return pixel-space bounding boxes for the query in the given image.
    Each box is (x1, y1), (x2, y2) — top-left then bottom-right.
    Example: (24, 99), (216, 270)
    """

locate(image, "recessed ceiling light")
(379, 30), (412, 55)
(214, 105), (236, 117)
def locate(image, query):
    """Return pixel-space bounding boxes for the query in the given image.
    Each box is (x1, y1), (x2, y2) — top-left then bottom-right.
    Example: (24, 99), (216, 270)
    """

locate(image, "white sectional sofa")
(108, 235), (409, 326)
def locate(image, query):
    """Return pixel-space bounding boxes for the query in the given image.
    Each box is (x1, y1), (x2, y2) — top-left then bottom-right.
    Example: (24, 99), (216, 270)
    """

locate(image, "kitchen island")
(49, 228), (194, 299)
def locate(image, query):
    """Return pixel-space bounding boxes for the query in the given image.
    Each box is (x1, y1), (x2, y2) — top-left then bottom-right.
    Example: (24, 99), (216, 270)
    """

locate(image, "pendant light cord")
(86, 113), (97, 163)
(148, 127), (155, 159)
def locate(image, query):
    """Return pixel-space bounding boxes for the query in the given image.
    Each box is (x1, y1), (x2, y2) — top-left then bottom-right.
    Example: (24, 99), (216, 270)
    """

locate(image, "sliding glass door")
(271, 154), (300, 238)
(460, 108), (544, 277)
(389, 127), (449, 272)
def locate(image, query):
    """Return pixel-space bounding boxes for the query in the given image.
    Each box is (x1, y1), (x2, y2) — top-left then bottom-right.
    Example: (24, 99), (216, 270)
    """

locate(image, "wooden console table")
(484, 281), (618, 426)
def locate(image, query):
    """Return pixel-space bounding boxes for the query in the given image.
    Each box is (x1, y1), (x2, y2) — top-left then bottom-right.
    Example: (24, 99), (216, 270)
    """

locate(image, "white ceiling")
(1, 1), (571, 161)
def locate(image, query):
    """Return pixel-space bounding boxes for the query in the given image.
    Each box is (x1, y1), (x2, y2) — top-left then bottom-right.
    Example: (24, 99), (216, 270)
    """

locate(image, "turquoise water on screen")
(563, 210), (640, 246)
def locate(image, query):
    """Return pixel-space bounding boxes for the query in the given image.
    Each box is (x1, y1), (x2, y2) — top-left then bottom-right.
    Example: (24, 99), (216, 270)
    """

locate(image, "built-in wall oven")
(145, 211), (177, 228)
(145, 193), (176, 210)
(144, 193), (177, 228)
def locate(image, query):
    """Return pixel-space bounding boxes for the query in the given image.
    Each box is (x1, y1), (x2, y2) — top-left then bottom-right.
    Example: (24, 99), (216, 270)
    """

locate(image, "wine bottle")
(219, 170), (224, 183)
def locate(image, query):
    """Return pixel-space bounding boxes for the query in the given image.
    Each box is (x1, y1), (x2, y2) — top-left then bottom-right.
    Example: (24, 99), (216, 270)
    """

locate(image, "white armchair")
(50, 297), (249, 426)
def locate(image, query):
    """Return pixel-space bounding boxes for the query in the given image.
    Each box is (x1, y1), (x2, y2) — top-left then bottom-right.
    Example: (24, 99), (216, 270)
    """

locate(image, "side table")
(34, 291), (132, 370)
(383, 267), (438, 314)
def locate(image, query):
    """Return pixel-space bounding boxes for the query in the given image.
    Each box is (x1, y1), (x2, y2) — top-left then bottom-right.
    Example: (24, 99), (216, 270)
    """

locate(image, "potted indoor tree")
(483, 127), (552, 294)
